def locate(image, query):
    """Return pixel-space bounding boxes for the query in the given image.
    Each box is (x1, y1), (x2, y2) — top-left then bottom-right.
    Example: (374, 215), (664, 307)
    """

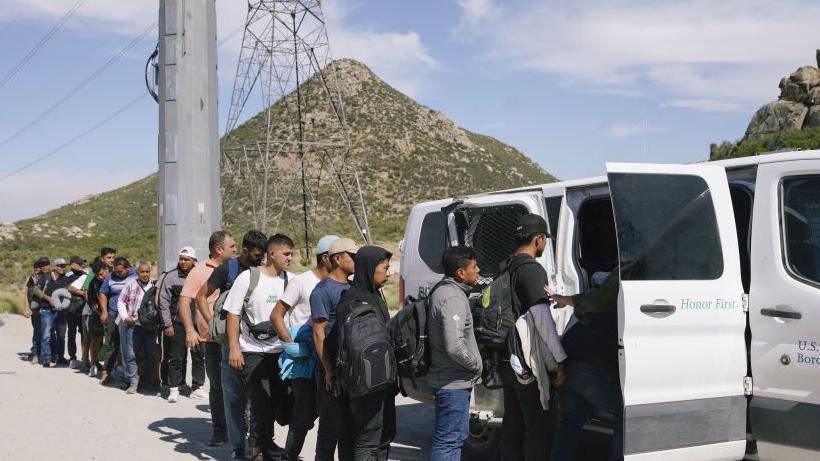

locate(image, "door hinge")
(743, 376), (753, 396)
(742, 294), (749, 313)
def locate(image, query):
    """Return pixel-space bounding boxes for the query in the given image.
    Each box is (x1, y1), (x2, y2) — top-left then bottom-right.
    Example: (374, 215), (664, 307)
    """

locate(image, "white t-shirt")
(280, 270), (321, 330)
(223, 268), (288, 353)
(70, 273), (92, 315)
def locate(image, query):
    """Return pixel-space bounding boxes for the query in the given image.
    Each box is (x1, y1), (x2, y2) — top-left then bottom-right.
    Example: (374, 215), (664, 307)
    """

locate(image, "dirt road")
(0, 313), (432, 460)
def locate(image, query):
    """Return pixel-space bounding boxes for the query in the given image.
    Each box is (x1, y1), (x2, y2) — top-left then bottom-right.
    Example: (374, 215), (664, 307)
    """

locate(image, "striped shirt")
(116, 278), (154, 326)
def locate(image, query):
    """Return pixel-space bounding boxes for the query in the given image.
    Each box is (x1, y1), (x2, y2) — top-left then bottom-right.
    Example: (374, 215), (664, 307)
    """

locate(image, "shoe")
(99, 370), (110, 384)
(88, 366), (98, 378)
(207, 435), (227, 447)
(30, 355), (39, 365)
(56, 358), (69, 367)
(190, 388), (208, 400)
(231, 449), (246, 460)
(42, 362), (51, 368)
(69, 359), (82, 369)
(126, 383), (139, 394)
(167, 387), (180, 403)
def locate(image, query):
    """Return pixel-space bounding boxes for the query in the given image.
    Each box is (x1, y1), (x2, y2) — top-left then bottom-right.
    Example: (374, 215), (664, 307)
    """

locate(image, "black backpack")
(137, 285), (160, 331)
(336, 298), (396, 398)
(388, 282), (446, 395)
(473, 258), (538, 348)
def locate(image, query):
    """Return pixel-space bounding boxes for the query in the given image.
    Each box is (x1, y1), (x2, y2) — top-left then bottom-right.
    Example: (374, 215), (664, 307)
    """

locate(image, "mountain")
(710, 52), (820, 160)
(0, 59), (555, 290)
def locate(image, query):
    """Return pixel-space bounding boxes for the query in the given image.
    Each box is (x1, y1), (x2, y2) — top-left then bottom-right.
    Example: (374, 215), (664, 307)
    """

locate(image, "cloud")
(453, 0), (504, 38)
(0, 168), (152, 222)
(661, 99), (743, 112)
(603, 123), (662, 138)
(456, 0), (820, 110)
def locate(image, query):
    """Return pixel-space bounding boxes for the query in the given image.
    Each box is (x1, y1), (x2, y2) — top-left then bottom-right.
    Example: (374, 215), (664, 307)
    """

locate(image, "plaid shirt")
(117, 278), (154, 323)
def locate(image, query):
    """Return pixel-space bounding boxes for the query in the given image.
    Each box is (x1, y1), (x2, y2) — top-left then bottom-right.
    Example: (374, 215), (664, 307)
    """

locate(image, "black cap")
(34, 256), (50, 268)
(69, 255), (86, 266)
(515, 213), (550, 238)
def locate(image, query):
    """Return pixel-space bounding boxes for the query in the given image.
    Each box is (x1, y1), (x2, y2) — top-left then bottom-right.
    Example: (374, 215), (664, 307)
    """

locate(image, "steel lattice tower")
(222, 0), (371, 258)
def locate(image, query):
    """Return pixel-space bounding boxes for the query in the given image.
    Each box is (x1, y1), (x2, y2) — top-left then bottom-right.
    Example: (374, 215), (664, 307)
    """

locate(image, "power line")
(0, 93), (148, 183)
(0, 21), (157, 152)
(0, 0), (86, 92)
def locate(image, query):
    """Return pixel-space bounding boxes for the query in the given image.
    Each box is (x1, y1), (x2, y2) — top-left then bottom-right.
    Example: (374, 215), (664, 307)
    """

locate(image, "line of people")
(21, 214), (621, 461)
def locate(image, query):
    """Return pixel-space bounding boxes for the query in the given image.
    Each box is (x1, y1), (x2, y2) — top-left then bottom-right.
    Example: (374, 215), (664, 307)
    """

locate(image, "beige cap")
(328, 238), (358, 256)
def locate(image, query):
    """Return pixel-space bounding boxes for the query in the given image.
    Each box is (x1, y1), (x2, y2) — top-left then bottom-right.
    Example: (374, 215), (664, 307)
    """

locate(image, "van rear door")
(748, 159), (820, 461)
(607, 163), (746, 461)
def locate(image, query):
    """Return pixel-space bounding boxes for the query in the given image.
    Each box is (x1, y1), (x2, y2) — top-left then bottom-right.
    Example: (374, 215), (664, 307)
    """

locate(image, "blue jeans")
(221, 345), (247, 451)
(551, 362), (624, 461)
(39, 309), (58, 362)
(430, 388), (471, 461)
(31, 313), (42, 357)
(134, 326), (157, 386)
(119, 324), (139, 386)
(54, 310), (67, 360)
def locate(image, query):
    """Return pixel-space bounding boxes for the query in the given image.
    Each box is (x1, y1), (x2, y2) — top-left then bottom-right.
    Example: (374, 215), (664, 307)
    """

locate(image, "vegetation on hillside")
(710, 127), (820, 160)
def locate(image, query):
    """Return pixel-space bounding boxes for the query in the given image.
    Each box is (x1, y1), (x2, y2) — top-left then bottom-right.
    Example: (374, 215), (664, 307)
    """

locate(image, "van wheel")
(462, 421), (501, 460)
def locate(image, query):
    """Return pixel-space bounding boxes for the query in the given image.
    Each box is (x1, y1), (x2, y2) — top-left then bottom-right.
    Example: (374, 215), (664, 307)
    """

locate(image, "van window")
(419, 211), (446, 274)
(545, 196), (562, 249)
(729, 185), (754, 293)
(609, 173), (723, 281)
(781, 175), (820, 286)
(456, 204), (529, 278)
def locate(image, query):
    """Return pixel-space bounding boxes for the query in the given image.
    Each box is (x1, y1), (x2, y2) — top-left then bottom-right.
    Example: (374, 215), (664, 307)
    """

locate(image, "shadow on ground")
(148, 417), (231, 461)
(391, 402), (433, 461)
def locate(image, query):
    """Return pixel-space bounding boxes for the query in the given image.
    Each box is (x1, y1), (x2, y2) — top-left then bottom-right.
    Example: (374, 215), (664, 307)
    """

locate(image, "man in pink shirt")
(178, 230), (237, 447)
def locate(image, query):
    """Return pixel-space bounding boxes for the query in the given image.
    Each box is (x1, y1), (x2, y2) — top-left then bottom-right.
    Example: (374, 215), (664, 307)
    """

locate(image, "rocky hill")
(0, 59), (555, 289)
(711, 51), (820, 159)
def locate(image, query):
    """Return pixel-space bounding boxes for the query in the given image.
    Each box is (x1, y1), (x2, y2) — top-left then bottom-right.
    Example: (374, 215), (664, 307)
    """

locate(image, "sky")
(0, 0), (818, 222)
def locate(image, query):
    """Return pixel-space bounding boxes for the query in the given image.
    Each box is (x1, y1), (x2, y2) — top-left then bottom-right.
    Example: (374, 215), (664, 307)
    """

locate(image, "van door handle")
(760, 308), (802, 320)
(640, 304), (676, 317)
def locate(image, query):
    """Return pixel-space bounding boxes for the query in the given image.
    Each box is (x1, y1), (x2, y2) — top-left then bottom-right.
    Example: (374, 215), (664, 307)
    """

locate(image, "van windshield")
(782, 175), (820, 286)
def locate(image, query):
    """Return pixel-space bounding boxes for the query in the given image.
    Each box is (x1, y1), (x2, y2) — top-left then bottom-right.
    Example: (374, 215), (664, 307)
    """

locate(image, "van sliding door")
(607, 163), (746, 461)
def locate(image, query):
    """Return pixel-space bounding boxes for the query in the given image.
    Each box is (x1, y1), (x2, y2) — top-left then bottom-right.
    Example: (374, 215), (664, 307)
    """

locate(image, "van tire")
(462, 421), (501, 461)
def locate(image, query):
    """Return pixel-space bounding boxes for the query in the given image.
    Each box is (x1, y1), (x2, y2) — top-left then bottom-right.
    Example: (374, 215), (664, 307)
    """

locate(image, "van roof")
(410, 149), (820, 209)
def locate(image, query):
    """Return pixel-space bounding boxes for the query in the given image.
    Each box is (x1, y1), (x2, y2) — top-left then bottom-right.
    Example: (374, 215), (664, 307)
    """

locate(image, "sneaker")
(69, 359), (82, 369)
(167, 387), (180, 403)
(42, 362), (51, 368)
(88, 365), (98, 378)
(231, 449), (246, 460)
(207, 435), (227, 447)
(126, 383), (139, 394)
(99, 370), (110, 384)
(190, 388), (208, 400)
(29, 355), (39, 365)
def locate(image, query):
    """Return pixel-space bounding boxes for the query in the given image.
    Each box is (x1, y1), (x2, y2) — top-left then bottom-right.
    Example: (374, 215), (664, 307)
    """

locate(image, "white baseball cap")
(178, 246), (197, 260)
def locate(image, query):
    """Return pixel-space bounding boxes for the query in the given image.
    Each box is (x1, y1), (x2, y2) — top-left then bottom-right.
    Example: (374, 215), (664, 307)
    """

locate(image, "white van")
(398, 150), (820, 461)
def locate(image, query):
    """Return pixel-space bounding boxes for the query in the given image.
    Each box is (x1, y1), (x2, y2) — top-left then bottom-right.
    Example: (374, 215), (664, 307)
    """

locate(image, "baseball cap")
(69, 255), (86, 265)
(178, 246), (198, 260)
(54, 257), (68, 266)
(328, 238), (359, 256)
(34, 256), (50, 268)
(316, 235), (340, 255)
(515, 214), (550, 238)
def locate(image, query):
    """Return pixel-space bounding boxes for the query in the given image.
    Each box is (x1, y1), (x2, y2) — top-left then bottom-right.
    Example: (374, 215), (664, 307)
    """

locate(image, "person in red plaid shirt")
(116, 261), (155, 394)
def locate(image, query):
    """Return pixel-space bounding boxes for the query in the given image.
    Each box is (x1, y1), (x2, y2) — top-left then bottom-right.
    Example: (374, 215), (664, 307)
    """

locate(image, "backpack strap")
(241, 267), (261, 328)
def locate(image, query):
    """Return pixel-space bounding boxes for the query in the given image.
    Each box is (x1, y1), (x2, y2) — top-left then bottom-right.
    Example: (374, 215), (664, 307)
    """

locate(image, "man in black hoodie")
(499, 214), (560, 460)
(331, 245), (396, 461)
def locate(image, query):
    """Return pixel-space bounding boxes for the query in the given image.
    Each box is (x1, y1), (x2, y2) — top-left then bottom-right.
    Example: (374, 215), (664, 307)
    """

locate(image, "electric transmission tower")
(222, 0), (371, 259)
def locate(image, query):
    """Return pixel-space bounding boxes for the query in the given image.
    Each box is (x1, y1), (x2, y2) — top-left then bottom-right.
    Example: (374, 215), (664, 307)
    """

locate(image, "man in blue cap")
(271, 234), (339, 461)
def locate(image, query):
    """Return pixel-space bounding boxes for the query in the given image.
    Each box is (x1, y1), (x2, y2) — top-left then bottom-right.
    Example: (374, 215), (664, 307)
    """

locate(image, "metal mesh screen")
(460, 204), (529, 278)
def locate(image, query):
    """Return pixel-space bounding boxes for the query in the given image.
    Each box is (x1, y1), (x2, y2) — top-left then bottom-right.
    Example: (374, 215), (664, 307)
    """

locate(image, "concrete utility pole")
(157, 0), (221, 271)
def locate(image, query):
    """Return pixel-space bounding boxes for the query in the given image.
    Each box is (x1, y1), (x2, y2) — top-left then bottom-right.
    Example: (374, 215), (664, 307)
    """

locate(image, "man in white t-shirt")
(270, 234), (338, 460)
(226, 234), (294, 461)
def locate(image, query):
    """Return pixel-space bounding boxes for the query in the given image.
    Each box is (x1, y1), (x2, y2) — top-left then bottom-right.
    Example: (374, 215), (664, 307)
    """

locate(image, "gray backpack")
(209, 267), (260, 345)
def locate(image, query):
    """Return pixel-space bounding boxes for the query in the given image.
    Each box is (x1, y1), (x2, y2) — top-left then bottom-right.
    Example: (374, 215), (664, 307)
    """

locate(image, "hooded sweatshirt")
(327, 246), (393, 364)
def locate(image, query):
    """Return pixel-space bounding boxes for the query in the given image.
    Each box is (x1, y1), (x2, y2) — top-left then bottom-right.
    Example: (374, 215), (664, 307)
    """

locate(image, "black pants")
(283, 377), (318, 460)
(66, 312), (83, 360)
(204, 342), (227, 439)
(349, 389), (396, 461)
(102, 319), (120, 372)
(162, 322), (206, 389)
(243, 352), (284, 460)
(315, 367), (354, 461)
(502, 381), (555, 460)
